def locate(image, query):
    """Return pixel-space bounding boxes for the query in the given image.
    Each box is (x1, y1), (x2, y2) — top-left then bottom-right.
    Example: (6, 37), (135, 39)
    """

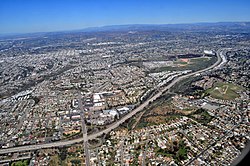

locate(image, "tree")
(177, 147), (187, 160)
(59, 148), (67, 160)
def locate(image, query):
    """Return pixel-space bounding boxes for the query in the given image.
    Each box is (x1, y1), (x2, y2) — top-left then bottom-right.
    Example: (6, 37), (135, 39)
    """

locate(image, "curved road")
(0, 50), (223, 155)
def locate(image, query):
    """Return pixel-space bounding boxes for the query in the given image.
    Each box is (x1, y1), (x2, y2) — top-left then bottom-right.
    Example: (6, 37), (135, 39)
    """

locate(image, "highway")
(0, 50), (223, 155)
(78, 93), (90, 166)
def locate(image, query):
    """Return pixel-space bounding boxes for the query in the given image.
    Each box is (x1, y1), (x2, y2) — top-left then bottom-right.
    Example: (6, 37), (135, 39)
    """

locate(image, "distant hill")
(1, 22), (250, 39)
(79, 22), (250, 32)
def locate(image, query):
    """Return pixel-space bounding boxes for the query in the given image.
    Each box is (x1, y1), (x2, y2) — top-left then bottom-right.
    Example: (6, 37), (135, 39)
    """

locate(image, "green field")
(150, 56), (217, 73)
(206, 82), (242, 100)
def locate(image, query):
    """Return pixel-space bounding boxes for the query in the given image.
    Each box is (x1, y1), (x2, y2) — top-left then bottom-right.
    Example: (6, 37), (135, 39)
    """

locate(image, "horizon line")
(1, 20), (250, 36)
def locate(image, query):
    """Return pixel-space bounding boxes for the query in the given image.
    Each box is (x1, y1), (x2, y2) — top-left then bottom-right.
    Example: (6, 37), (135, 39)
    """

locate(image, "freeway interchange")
(0, 50), (223, 155)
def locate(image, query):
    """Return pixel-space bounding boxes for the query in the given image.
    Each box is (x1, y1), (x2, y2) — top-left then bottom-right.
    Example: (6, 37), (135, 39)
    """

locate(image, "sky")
(0, 0), (250, 34)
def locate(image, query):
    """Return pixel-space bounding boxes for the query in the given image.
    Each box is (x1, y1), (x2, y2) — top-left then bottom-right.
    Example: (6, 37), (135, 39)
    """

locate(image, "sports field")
(206, 82), (242, 100)
(151, 56), (216, 73)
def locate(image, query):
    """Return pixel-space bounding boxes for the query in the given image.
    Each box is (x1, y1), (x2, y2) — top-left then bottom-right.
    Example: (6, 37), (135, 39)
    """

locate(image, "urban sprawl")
(0, 24), (249, 165)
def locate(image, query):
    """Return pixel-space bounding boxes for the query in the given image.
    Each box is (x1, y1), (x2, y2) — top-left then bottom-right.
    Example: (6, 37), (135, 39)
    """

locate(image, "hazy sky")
(0, 0), (250, 34)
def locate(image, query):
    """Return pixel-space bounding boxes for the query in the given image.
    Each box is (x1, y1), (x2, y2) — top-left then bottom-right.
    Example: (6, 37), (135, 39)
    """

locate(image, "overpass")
(0, 50), (223, 155)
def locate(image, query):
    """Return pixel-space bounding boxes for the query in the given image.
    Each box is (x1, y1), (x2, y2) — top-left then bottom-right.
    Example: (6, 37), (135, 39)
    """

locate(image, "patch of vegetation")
(135, 93), (177, 128)
(165, 115), (181, 121)
(88, 138), (102, 148)
(155, 139), (188, 163)
(171, 76), (202, 95)
(177, 54), (202, 59)
(49, 155), (60, 166)
(120, 93), (175, 130)
(176, 147), (188, 161)
(150, 56), (217, 73)
(30, 96), (40, 105)
(189, 108), (213, 124)
(206, 82), (243, 100)
(11, 160), (29, 166)
(70, 159), (81, 165)
(59, 147), (68, 161)
(56, 146), (85, 166)
(127, 118), (136, 130)
(173, 60), (188, 65)
(137, 121), (156, 129)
